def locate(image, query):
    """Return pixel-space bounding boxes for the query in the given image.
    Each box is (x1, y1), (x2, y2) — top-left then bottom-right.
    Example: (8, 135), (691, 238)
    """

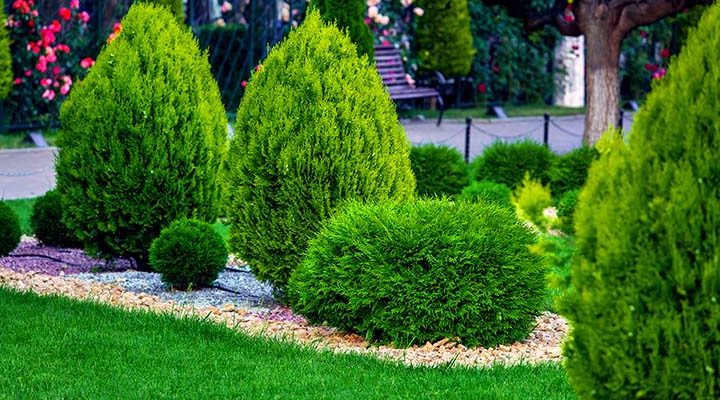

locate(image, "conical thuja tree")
(562, 4), (720, 398)
(227, 10), (415, 291)
(415, 0), (475, 77)
(141, 0), (184, 25)
(56, 3), (227, 269)
(0, 0), (12, 100)
(313, 0), (374, 58)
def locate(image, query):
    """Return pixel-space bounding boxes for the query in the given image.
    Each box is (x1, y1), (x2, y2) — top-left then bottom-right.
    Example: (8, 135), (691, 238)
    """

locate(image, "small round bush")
(470, 140), (556, 189)
(549, 146), (598, 196)
(30, 190), (81, 248)
(456, 180), (512, 208)
(513, 174), (553, 227)
(410, 144), (468, 197)
(0, 201), (20, 256)
(556, 189), (579, 235)
(289, 199), (545, 348)
(149, 219), (228, 290)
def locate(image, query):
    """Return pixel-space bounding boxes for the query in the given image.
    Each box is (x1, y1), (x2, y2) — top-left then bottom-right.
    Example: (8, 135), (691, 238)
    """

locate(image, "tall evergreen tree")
(313, 0), (374, 58)
(415, 0), (475, 77)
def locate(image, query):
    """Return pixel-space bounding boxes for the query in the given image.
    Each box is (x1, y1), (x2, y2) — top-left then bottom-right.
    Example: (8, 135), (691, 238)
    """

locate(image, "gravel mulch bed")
(0, 238), (569, 367)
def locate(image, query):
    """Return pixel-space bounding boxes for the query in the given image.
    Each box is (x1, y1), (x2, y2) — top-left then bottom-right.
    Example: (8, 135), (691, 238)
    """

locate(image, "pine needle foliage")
(226, 11), (415, 291)
(562, 5), (720, 398)
(548, 145), (599, 196)
(0, 0), (12, 100)
(288, 199), (545, 347)
(470, 140), (555, 189)
(415, 0), (475, 77)
(55, 3), (227, 269)
(312, 0), (374, 58)
(410, 144), (468, 198)
(456, 180), (513, 208)
(140, 0), (184, 25)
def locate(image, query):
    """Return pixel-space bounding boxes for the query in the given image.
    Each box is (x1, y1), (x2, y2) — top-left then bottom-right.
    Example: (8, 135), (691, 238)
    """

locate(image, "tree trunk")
(582, 22), (623, 145)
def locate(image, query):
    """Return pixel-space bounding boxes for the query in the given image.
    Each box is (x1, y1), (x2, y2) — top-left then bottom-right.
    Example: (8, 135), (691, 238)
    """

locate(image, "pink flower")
(50, 19), (62, 33)
(52, 66), (61, 76)
(14, 78), (23, 85)
(80, 57), (94, 69)
(24, 70), (32, 77)
(40, 78), (53, 87)
(46, 51), (57, 63)
(42, 89), (56, 101)
(61, 75), (73, 85)
(55, 44), (70, 53)
(220, 1), (233, 13)
(60, 84), (71, 95)
(639, 30), (647, 38)
(35, 56), (48, 73)
(70, 0), (80, 9)
(107, 23), (122, 43)
(645, 63), (658, 72)
(240, 80), (247, 87)
(477, 83), (487, 94)
(78, 11), (90, 23)
(40, 27), (56, 46)
(660, 48), (670, 58)
(59, 7), (71, 21)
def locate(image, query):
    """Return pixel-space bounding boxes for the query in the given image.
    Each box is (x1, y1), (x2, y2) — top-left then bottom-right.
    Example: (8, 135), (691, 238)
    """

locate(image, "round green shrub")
(562, 5), (720, 398)
(141, 0), (184, 25)
(513, 173), (553, 228)
(415, 0), (475, 77)
(227, 11), (415, 291)
(0, 0), (11, 100)
(470, 140), (555, 189)
(289, 199), (545, 348)
(313, 0), (374, 58)
(456, 180), (512, 208)
(0, 201), (20, 256)
(30, 190), (81, 248)
(549, 146), (599, 196)
(556, 189), (579, 235)
(55, 3), (227, 269)
(410, 144), (468, 197)
(149, 219), (227, 290)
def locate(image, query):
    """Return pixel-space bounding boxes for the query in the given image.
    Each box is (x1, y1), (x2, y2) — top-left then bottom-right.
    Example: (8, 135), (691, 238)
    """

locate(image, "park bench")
(374, 45), (445, 126)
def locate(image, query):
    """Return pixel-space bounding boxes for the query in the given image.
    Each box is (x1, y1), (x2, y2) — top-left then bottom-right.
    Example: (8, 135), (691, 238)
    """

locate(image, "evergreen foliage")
(55, 3), (227, 269)
(549, 146), (599, 196)
(149, 219), (227, 290)
(409, 144), (468, 198)
(289, 199), (545, 347)
(141, 0), (184, 25)
(226, 11), (415, 291)
(456, 180), (512, 208)
(562, 5), (720, 398)
(415, 0), (475, 77)
(513, 173), (553, 228)
(312, 0), (374, 58)
(0, 201), (20, 256)
(30, 190), (81, 248)
(0, 0), (11, 100)
(470, 140), (555, 189)
(556, 189), (579, 235)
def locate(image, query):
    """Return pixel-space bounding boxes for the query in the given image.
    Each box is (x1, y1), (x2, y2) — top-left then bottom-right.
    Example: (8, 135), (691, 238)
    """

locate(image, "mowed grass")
(0, 287), (577, 400)
(0, 131), (58, 149)
(4, 197), (36, 235)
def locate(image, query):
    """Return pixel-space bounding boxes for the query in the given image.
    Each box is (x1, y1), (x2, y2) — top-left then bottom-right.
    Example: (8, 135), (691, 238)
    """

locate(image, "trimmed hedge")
(470, 140), (555, 189)
(149, 219), (227, 290)
(56, 3), (227, 269)
(313, 0), (374, 58)
(30, 190), (81, 248)
(226, 11), (415, 291)
(0, 201), (20, 256)
(562, 4), (720, 398)
(0, 0), (11, 100)
(549, 146), (598, 196)
(409, 144), (468, 197)
(456, 180), (512, 208)
(289, 199), (545, 347)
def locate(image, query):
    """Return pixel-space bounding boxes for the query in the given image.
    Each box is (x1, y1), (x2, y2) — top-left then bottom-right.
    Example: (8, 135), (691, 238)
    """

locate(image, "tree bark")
(582, 22), (622, 145)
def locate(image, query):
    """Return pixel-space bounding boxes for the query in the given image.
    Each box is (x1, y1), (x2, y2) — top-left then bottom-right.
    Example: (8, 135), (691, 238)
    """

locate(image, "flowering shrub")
(0, 0), (12, 100)
(366, 0), (423, 76)
(6, 0), (93, 125)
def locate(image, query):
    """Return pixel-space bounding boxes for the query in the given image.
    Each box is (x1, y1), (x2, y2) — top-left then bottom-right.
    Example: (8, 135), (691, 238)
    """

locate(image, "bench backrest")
(374, 45), (409, 91)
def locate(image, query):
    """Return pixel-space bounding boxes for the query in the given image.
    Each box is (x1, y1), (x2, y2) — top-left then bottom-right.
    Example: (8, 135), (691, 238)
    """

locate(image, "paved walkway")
(0, 114), (634, 200)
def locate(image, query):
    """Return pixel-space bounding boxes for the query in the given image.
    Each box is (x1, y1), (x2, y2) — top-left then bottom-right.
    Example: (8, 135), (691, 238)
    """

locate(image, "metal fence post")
(543, 113), (550, 148)
(618, 109), (624, 133)
(465, 117), (471, 163)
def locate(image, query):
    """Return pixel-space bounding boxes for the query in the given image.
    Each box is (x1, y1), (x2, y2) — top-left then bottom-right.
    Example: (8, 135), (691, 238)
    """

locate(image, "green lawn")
(0, 131), (58, 149)
(401, 103), (585, 121)
(0, 287), (575, 399)
(4, 197), (36, 235)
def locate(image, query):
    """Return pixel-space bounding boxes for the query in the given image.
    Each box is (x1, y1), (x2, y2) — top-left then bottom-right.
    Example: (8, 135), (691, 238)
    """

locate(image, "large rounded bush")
(562, 5), (720, 398)
(470, 140), (555, 189)
(456, 180), (512, 208)
(0, 0), (11, 101)
(410, 144), (468, 197)
(0, 201), (20, 256)
(56, 3), (227, 269)
(313, 0), (374, 58)
(415, 0), (475, 77)
(30, 190), (81, 248)
(227, 11), (415, 291)
(149, 219), (227, 290)
(549, 146), (598, 196)
(289, 199), (545, 347)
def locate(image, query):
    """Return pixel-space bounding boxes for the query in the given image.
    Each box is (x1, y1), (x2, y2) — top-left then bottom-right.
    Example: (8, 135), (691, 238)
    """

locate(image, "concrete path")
(0, 114), (634, 200)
